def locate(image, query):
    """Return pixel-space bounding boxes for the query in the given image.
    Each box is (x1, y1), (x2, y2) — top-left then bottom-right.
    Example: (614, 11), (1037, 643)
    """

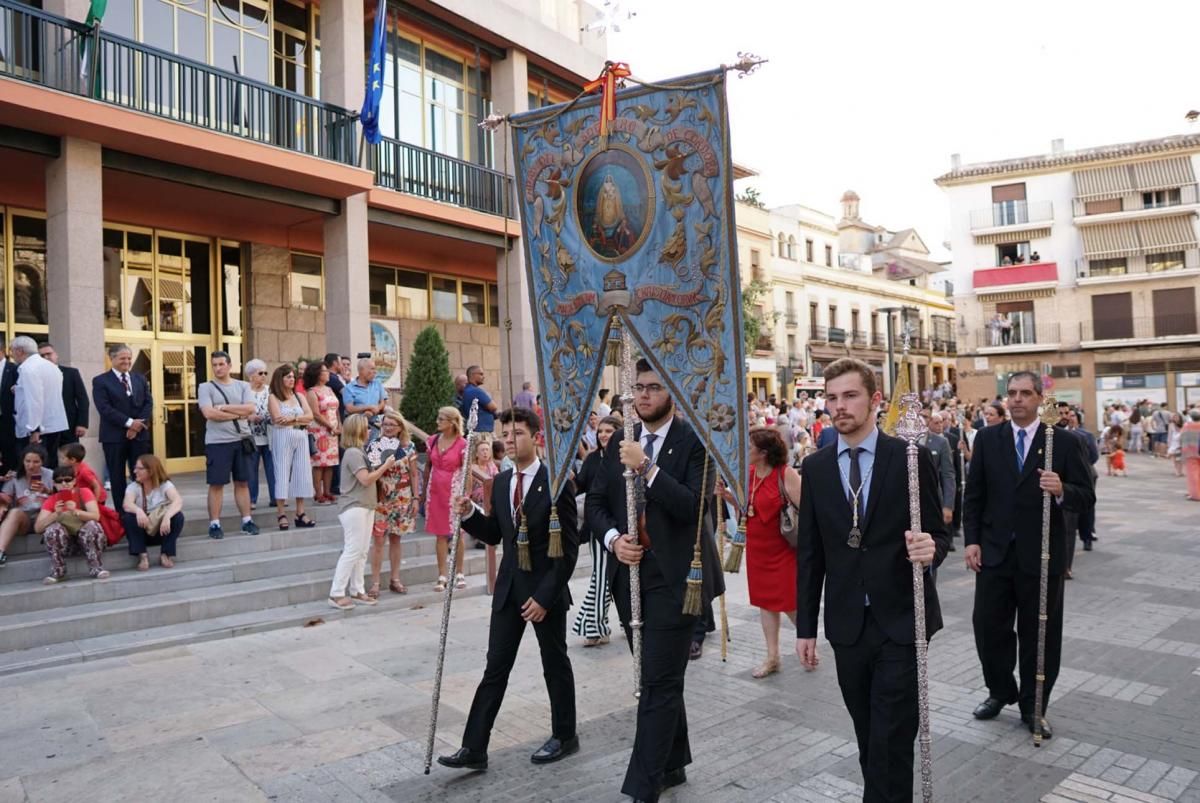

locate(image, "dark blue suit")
(0, 359), (17, 475)
(92, 370), (152, 512)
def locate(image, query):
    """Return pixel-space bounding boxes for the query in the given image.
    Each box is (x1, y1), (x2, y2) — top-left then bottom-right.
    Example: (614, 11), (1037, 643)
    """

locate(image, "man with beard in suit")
(796, 357), (948, 803)
(438, 406), (580, 771)
(38, 343), (89, 446)
(587, 358), (724, 802)
(964, 372), (1093, 739)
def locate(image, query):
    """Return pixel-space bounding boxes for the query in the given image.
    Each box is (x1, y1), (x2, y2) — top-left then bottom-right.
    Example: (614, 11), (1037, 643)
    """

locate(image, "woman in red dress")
(723, 427), (803, 678)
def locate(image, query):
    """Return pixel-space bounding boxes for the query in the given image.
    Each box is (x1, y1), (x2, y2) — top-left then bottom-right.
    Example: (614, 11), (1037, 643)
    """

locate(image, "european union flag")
(360, 0), (387, 145)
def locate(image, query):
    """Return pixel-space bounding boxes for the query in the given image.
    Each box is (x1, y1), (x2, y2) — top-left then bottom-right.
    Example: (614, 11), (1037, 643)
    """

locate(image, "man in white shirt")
(9, 335), (68, 467)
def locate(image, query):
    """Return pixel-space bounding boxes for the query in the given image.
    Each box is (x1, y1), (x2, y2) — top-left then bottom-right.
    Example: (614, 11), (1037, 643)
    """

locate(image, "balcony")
(1075, 250), (1200, 283)
(754, 333), (774, 353)
(971, 322), (1061, 353)
(809, 326), (828, 343)
(373, 137), (511, 217)
(0, 0), (356, 164)
(784, 311), (799, 326)
(851, 330), (868, 347)
(1080, 314), (1200, 347)
(970, 200), (1055, 232)
(973, 261), (1058, 291)
(931, 337), (957, 355)
(871, 332), (886, 348)
(1073, 184), (1200, 221)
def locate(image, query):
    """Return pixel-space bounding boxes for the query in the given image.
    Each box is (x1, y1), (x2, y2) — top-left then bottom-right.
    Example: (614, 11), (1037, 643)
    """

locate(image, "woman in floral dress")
(304, 362), (341, 503)
(365, 411), (420, 597)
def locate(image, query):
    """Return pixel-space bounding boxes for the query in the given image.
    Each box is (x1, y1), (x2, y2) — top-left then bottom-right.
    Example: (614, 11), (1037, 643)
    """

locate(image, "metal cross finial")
(478, 113), (506, 131)
(894, 392), (927, 442)
(727, 52), (767, 78)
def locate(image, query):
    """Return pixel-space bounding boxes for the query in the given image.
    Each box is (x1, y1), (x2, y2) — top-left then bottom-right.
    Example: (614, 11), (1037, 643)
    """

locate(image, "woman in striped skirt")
(572, 414), (621, 646)
(267, 364), (317, 530)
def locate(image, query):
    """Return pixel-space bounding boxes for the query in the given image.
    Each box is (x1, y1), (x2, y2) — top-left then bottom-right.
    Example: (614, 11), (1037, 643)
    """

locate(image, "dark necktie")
(848, 446), (863, 520)
(644, 432), (657, 464)
(121, 373), (132, 396)
(635, 432), (657, 549)
(512, 469), (524, 520)
(1016, 428), (1027, 472)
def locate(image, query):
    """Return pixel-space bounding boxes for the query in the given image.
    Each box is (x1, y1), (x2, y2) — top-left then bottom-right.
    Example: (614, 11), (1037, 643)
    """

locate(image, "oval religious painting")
(574, 143), (655, 262)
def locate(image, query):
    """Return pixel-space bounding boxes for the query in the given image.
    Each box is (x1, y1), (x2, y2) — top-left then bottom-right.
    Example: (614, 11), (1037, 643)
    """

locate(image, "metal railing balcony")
(784, 312), (798, 326)
(871, 332), (886, 348)
(0, 0), (356, 164)
(1073, 184), (1199, 217)
(754, 333), (774, 353)
(973, 321), (1060, 350)
(1080, 314), (1199, 343)
(1075, 250), (1200, 279)
(809, 325), (828, 343)
(970, 199), (1054, 231)
(851, 330), (868, 347)
(372, 137), (511, 217)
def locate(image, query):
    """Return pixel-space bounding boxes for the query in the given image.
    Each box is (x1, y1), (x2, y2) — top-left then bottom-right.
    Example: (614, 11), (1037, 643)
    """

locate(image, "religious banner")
(508, 67), (750, 507)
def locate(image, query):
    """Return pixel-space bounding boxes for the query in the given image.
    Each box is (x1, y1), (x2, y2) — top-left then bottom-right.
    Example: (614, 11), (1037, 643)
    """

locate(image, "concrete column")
(46, 136), (105, 474)
(42, 0), (89, 20)
(318, 0), (363, 112)
(323, 193), (370, 358)
(491, 49), (535, 406)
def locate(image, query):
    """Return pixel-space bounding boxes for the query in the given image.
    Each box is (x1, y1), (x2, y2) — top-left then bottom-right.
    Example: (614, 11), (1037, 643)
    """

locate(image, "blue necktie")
(1016, 428), (1027, 472)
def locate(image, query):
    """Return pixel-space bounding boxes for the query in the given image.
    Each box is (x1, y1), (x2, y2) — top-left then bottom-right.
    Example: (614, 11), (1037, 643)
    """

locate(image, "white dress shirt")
(603, 417), (672, 551)
(465, 457), (541, 520)
(1010, 420), (1040, 466)
(14, 353), (68, 436)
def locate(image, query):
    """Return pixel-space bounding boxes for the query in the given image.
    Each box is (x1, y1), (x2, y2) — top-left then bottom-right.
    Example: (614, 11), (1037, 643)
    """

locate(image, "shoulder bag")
(210, 381), (257, 456)
(777, 469), (799, 550)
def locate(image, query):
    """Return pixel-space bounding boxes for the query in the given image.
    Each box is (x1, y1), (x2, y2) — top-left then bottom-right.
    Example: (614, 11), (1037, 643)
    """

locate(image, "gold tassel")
(516, 508), (532, 571)
(682, 543), (704, 616)
(547, 505), (563, 558)
(724, 518), (747, 573)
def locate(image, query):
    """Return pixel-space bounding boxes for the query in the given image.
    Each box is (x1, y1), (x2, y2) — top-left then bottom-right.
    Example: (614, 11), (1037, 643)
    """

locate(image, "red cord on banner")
(583, 61), (631, 148)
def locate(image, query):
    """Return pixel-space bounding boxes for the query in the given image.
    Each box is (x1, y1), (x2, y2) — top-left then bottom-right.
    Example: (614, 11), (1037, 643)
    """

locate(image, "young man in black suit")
(92, 344), (153, 513)
(38, 343), (89, 446)
(586, 358), (723, 803)
(438, 406), (580, 771)
(964, 371), (1094, 738)
(795, 357), (948, 803)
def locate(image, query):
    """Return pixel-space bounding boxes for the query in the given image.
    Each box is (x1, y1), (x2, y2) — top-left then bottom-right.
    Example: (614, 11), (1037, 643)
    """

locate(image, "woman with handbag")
(720, 427), (802, 679)
(268, 364), (317, 530)
(122, 454), (185, 571)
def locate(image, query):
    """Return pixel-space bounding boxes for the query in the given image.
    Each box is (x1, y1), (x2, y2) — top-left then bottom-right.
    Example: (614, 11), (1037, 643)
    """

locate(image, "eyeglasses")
(55, 478), (75, 485)
(633, 383), (665, 395)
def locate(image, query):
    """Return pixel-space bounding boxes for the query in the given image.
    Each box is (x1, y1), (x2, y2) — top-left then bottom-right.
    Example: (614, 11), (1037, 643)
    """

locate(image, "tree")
(742, 279), (778, 353)
(400, 326), (455, 435)
(736, 186), (766, 209)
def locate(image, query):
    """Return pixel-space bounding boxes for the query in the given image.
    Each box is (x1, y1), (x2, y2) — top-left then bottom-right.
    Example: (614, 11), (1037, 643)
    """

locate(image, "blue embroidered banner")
(509, 68), (749, 507)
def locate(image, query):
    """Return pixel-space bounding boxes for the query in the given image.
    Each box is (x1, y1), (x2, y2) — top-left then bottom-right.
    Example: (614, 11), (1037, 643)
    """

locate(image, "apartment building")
(936, 135), (1200, 415)
(0, 0), (604, 472)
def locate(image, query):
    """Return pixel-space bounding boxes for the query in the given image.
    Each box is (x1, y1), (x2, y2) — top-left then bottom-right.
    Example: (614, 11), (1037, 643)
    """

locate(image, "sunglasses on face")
(55, 478), (75, 486)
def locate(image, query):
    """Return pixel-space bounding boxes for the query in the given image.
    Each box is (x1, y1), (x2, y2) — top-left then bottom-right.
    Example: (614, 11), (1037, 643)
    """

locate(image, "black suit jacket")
(586, 418), (724, 616)
(963, 422), (1095, 576)
(59, 365), (89, 432)
(0, 359), (18, 470)
(796, 432), (949, 647)
(92, 371), (153, 445)
(461, 463), (579, 613)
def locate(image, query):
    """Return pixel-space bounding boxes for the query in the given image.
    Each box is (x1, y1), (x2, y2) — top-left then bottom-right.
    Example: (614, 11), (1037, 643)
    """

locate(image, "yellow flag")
(883, 355), (912, 436)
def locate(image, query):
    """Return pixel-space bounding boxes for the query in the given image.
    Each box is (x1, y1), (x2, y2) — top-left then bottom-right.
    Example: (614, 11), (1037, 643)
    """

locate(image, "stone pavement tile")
(21, 738), (264, 803)
(254, 674), (419, 734)
(202, 714), (305, 754)
(0, 777), (24, 803)
(102, 698), (274, 752)
(270, 646), (379, 683)
(258, 767), (366, 803)
(0, 705), (108, 781)
(227, 719), (403, 784)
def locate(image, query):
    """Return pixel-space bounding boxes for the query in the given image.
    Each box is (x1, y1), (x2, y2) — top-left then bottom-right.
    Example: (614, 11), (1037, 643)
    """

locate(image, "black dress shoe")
(1022, 713), (1053, 739)
(437, 747), (488, 770)
(1083, 541), (1093, 551)
(689, 641), (703, 661)
(663, 767), (687, 789)
(531, 735), (579, 764)
(973, 696), (1015, 720)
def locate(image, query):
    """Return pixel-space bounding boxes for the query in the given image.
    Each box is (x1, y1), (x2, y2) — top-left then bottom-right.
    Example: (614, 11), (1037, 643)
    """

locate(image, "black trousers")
(462, 595), (575, 754)
(614, 556), (696, 802)
(122, 511), (184, 557)
(832, 607), (919, 803)
(103, 439), (150, 514)
(972, 543), (1064, 716)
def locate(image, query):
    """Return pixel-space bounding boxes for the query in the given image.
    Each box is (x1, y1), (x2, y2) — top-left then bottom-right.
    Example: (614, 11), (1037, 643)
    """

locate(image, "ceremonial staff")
(895, 392), (934, 803)
(423, 400), (480, 774)
(956, 410), (967, 505)
(1032, 395), (1057, 747)
(615, 318), (644, 698)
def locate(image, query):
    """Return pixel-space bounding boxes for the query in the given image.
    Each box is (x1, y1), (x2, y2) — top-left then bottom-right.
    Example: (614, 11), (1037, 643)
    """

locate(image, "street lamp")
(878, 306), (902, 396)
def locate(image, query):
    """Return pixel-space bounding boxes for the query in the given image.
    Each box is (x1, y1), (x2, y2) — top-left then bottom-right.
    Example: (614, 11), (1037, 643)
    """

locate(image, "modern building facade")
(0, 0), (605, 472)
(936, 135), (1200, 415)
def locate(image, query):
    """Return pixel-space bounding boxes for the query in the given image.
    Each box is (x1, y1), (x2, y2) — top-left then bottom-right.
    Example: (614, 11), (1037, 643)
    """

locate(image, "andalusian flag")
(79, 0), (107, 90)
(84, 0), (107, 27)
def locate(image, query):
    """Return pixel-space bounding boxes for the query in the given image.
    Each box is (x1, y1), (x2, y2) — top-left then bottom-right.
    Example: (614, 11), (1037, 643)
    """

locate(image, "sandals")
(295, 514), (317, 529)
(389, 579), (407, 594)
(752, 658), (781, 679)
(584, 635), (610, 647)
(136, 554), (150, 572)
(367, 581), (380, 600)
(434, 576), (448, 592)
(328, 596), (355, 610)
(455, 573), (467, 590)
(160, 554), (175, 569)
(277, 514), (290, 531)
(351, 593), (378, 606)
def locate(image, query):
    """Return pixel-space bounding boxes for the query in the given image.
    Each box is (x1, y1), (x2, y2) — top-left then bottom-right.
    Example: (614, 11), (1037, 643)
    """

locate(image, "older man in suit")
(964, 371), (1094, 739)
(587, 358), (724, 803)
(795, 358), (948, 803)
(92, 343), (153, 513)
(37, 342), (89, 446)
(9, 335), (68, 467)
(921, 408), (957, 529)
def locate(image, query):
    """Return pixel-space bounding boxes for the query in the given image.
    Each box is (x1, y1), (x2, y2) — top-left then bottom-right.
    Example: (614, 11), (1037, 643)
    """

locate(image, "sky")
(603, 0), (1200, 260)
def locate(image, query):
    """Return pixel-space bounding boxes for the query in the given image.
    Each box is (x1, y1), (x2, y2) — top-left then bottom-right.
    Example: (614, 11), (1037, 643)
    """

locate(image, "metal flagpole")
(423, 400), (480, 774)
(1033, 396), (1057, 746)
(895, 391), (934, 803)
(716, 487), (729, 662)
(615, 318), (643, 698)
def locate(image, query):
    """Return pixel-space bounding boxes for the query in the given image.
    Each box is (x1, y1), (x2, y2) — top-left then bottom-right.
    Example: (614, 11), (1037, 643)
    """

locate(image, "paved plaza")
(0, 454), (1197, 802)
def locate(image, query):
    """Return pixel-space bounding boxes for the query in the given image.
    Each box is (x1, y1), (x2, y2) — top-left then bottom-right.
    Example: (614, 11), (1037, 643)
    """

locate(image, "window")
(1147, 251), (1185, 273)
(828, 305), (838, 328)
(461, 280), (486, 324)
(488, 282), (499, 328)
(851, 309), (860, 334)
(787, 235), (796, 260)
(824, 245), (832, 267)
(1153, 288), (1197, 337)
(431, 276), (458, 321)
(273, 0), (318, 97)
(809, 302), (819, 337)
(1088, 257), (1127, 277)
(996, 300), (1035, 344)
(396, 269), (430, 319)
(1049, 365), (1082, 378)
(1084, 197), (1122, 215)
(1143, 189), (1181, 209)
(11, 215), (47, 326)
(786, 334), (796, 359)
(805, 239), (814, 263)
(368, 266), (395, 316)
(777, 232), (786, 258)
(750, 249), (762, 280)
(991, 183), (1027, 226)
(1091, 293), (1133, 340)
(996, 241), (1030, 265)
(289, 253), (322, 309)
